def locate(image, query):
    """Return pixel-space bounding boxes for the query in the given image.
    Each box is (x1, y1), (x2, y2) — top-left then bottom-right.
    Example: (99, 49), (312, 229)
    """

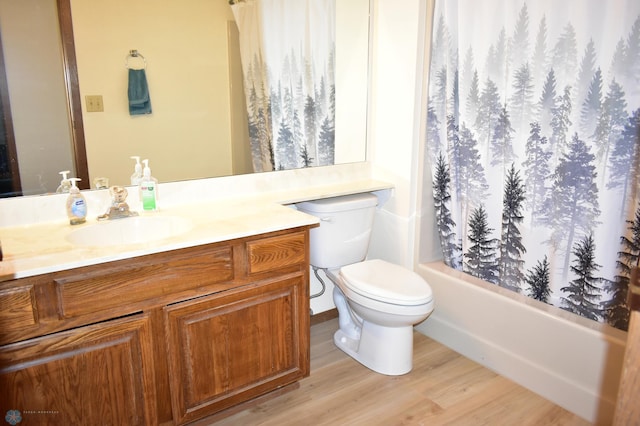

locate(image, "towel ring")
(125, 49), (147, 69)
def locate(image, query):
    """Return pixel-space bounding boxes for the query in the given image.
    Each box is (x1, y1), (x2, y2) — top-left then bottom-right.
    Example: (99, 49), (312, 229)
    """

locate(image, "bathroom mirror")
(0, 0), (370, 197)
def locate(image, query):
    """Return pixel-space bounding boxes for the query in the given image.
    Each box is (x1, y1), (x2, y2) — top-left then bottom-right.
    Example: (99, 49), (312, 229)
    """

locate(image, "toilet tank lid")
(296, 193), (378, 213)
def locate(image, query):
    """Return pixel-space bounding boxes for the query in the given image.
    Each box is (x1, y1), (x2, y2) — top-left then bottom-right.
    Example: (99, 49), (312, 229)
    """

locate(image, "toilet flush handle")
(320, 216), (333, 223)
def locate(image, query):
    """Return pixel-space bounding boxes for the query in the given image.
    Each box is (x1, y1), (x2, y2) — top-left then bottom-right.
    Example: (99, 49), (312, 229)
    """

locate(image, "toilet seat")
(339, 259), (432, 306)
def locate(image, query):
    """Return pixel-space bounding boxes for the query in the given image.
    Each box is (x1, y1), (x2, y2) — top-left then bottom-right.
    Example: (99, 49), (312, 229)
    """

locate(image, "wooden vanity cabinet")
(0, 226), (311, 425)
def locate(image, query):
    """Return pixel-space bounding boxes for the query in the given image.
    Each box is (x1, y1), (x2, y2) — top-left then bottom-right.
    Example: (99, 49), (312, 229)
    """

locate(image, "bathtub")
(415, 261), (627, 424)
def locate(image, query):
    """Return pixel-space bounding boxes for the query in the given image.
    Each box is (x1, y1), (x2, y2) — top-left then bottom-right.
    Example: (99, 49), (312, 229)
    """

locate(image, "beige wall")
(71, 0), (237, 186)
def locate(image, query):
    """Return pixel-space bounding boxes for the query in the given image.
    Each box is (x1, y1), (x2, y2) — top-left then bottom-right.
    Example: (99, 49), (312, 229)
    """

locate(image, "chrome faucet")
(98, 186), (138, 220)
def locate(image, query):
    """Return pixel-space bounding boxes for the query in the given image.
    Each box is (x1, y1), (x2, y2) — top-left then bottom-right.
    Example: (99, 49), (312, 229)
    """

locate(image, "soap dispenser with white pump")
(66, 178), (87, 225)
(130, 156), (143, 185)
(139, 159), (158, 211)
(56, 170), (72, 193)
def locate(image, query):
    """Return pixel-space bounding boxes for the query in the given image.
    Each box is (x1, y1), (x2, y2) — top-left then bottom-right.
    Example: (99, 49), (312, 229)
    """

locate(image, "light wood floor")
(201, 318), (591, 425)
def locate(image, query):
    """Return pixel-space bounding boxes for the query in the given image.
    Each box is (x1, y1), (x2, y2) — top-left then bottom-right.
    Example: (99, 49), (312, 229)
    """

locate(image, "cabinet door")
(165, 275), (310, 424)
(0, 314), (157, 425)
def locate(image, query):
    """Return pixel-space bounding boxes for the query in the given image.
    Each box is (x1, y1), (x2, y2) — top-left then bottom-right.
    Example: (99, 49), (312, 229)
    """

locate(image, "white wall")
(368, 0), (428, 269)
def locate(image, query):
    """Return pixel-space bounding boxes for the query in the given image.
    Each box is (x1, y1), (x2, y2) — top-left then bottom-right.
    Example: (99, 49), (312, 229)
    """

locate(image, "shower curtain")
(230, 0), (336, 173)
(425, 0), (640, 331)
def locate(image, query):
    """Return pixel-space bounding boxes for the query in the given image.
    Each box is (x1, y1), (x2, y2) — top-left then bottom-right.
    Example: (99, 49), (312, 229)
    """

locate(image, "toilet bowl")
(327, 259), (433, 375)
(296, 193), (434, 376)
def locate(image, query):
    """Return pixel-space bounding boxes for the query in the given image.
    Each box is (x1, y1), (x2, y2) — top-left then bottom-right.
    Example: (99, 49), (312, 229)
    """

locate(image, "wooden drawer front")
(247, 231), (306, 275)
(57, 246), (233, 318)
(0, 285), (37, 334)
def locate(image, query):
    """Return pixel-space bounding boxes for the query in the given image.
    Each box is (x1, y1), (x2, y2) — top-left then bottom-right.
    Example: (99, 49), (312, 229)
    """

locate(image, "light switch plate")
(85, 95), (104, 112)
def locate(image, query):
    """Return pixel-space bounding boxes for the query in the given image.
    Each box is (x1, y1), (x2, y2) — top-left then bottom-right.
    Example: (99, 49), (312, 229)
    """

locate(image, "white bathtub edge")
(415, 262), (627, 424)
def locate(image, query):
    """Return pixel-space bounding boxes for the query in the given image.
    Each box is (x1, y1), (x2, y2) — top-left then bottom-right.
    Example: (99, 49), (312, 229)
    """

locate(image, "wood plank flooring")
(199, 318), (591, 425)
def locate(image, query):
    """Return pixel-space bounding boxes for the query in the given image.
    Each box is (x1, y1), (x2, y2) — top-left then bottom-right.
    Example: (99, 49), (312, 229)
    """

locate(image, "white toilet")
(297, 193), (434, 376)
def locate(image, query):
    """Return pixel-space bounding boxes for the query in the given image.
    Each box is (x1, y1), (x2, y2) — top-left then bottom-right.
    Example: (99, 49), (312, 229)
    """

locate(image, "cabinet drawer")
(56, 246), (233, 318)
(0, 285), (38, 334)
(246, 231), (306, 274)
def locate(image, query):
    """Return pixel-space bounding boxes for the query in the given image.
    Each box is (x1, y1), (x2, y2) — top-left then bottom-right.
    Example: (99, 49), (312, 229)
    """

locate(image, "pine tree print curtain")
(425, 0), (640, 330)
(230, 0), (336, 172)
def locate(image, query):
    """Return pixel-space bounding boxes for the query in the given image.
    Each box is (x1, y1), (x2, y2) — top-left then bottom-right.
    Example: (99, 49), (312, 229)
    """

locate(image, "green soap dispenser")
(66, 178), (87, 225)
(139, 159), (158, 211)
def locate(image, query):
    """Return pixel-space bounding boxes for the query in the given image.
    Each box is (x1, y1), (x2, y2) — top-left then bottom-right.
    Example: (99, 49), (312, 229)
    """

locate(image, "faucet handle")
(109, 186), (128, 204)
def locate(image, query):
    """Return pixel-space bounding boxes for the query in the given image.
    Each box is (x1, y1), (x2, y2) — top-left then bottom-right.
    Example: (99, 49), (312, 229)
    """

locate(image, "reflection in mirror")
(231, 0), (336, 173)
(0, 0), (87, 196)
(0, 0), (370, 197)
(0, 32), (21, 196)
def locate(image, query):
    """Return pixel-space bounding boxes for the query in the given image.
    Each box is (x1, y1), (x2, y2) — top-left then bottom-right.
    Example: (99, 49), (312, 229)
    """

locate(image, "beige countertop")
(0, 179), (393, 281)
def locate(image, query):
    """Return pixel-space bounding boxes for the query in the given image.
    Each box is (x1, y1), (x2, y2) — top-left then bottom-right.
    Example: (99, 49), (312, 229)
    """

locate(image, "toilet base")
(334, 320), (414, 376)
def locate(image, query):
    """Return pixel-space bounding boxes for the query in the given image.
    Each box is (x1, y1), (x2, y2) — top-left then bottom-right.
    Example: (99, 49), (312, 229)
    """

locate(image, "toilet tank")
(296, 193), (378, 269)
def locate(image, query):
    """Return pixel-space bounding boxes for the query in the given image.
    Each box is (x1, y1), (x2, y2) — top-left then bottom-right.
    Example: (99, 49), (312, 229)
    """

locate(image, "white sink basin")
(66, 216), (193, 247)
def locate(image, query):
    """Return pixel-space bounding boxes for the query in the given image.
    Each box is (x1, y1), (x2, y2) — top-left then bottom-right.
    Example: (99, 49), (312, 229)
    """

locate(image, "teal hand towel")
(128, 69), (152, 115)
